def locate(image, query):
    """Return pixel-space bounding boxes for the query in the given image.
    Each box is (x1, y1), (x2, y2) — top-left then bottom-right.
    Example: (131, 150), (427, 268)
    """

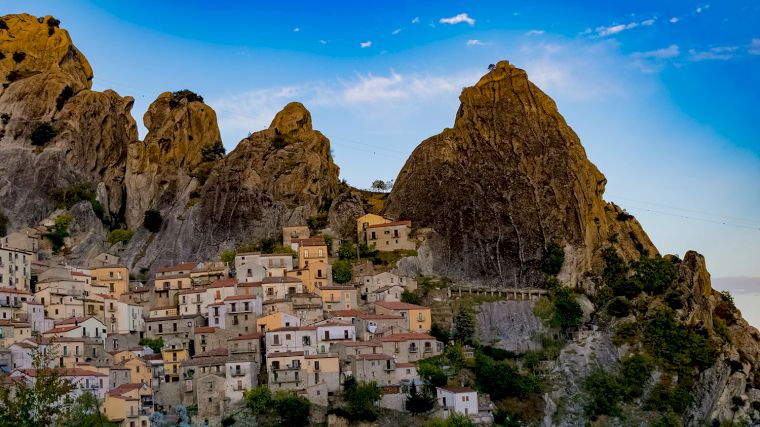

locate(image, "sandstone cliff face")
(386, 61), (655, 287)
(0, 14), (135, 228)
(125, 91), (221, 228)
(121, 102), (342, 272)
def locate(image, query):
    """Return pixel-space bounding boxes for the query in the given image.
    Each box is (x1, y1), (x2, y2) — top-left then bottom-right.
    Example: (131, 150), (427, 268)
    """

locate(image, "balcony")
(271, 364), (300, 371)
(230, 370), (246, 377)
(408, 347), (418, 353)
(230, 347), (256, 354)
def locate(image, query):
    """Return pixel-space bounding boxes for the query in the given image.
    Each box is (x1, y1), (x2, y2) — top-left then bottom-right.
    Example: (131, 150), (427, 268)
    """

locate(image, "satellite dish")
(367, 323), (377, 333)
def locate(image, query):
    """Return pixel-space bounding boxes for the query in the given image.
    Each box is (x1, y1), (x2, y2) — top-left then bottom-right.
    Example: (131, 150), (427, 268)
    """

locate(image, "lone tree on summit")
(371, 179), (387, 191)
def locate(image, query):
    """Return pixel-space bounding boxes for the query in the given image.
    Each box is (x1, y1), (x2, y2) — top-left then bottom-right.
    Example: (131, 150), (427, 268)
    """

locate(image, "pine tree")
(405, 382), (435, 414)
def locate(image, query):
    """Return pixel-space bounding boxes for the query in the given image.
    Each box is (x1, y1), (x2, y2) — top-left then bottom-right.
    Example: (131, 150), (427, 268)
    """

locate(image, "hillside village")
(0, 212), (495, 426)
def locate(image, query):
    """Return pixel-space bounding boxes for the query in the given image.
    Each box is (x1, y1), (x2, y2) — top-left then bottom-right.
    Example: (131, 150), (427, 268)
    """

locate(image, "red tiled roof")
(209, 278), (238, 288)
(0, 287), (31, 295)
(230, 332), (263, 341)
(439, 385), (476, 393)
(327, 309), (365, 317)
(356, 312), (404, 320)
(178, 288), (206, 295)
(150, 305), (177, 311)
(353, 353), (392, 361)
(317, 322), (353, 328)
(379, 333), (436, 342)
(319, 285), (355, 290)
(108, 383), (146, 397)
(157, 263), (197, 273)
(55, 316), (100, 325)
(194, 326), (217, 333)
(293, 238), (326, 247)
(267, 351), (304, 358)
(269, 325), (317, 332)
(367, 220), (411, 229)
(375, 301), (428, 311)
(262, 277), (302, 284)
(44, 325), (79, 334)
(224, 295), (256, 301)
(238, 282), (262, 287)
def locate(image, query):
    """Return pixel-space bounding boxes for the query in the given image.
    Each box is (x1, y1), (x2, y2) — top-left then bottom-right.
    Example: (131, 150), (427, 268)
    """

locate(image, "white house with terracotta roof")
(44, 316), (106, 339)
(375, 301), (432, 333)
(436, 385), (493, 423)
(266, 325), (318, 355)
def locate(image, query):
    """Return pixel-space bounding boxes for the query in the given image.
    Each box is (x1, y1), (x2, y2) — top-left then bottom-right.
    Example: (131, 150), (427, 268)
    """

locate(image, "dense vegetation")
(243, 386), (311, 426)
(106, 229), (133, 245)
(143, 209), (163, 233)
(30, 121), (56, 146)
(50, 182), (103, 220)
(43, 214), (72, 253)
(139, 337), (163, 353)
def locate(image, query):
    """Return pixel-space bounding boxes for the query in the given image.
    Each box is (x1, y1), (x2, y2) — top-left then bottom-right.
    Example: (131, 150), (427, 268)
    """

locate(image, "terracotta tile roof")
(44, 325), (79, 334)
(209, 278), (238, 288)
(224, 295), (256, 301)
(157, 263), (197, 273)
(269, 326), (317, 332)
(143, 354), (163, 361)
(396, 362), (416, 368)
(267, 351), (304, 358)
(319, 285), (356, 290)
(0, 287), (31, 295)
(194, 326), (217, 333)
(352, 353), (393, 361)
(439, 385), (476, 393)
(230, 332), (263, 340)
(379, 333), (436, 342)
(293, 238), (326, 247)
(327, 309), (365, 317)
(356, 312), (404, 320)
(238, 282), (262, 287)
(150, 305), (177, 311)
(375, 301), (428, 311)
(262, 277), (302, 284)
(367, 220), (411, 229)
(317, 322), (353, 328)
(338, 340), (382, 347)
(178, 288), (206, 295)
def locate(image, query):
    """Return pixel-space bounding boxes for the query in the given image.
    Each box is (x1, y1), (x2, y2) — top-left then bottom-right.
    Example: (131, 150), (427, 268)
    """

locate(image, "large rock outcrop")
(0, 14), (135, 228)
(122, 102), (342, 271)
(385, 61), (655, 287)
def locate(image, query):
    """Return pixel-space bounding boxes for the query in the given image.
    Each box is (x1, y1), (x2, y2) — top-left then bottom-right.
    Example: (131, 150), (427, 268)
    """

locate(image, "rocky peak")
(269, 101), (313, 136)
(125, 90), (221, 228)
(386, 60), (655, 287)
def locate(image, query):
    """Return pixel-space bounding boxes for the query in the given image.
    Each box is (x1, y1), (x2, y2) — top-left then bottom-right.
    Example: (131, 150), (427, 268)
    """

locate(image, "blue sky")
(5, 1), (760, 319)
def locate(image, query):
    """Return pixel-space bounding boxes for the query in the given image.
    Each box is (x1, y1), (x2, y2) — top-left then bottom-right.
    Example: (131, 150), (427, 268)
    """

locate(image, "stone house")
(355, 312), (407, 341)
(224, 360), (258, 403)
(379, 332), (443, 363)
(356, 214), (390, 242)
(375, 301), (431, 333)
(317, 285), (358, 312)
(103, 382), (154, 427)
(364, 220), (415, 252)
(283, 226), (310, 247)
(266, 326), (318, 355)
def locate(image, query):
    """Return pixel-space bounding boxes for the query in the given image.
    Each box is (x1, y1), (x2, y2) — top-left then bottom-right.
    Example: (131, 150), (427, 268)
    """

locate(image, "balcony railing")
(230, 371), (246, 377)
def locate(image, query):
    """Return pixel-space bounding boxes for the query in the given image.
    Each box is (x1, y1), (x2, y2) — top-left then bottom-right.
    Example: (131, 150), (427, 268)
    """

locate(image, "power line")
(608, 194), (759, 225)
(621, 203), (760, 231)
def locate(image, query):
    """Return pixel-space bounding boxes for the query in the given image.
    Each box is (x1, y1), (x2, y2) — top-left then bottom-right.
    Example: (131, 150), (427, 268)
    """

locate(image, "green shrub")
(453, 305), (475, 344)
(169, 89), (203, 108)
(46, 17), (61, 28)
(644, 309), (719, 371)
(613, 321), (639, 346)
(619, 353), (654, 398)
(107, 229), (133, 245)
(220, 250), (235, 267)
(616, 210), (634, 221)
(307, 212), (328, 232)
(273, 391), (310, 427)
(244, 386), (272, 417)
(0, 210), (7, 237)
(338, 242), (357, 260)
(607, 296), (630, 317)
(405, 382), (435, 414)
(30, 122), (56, 146)
(401, 290), (422, 305)
(474, 351), (540, 399)
(632, 255), (677, 295)
(191, 161), (215, 185)
(200, 141), (225, 162)
(55, 85), (74, 111)
(430, 323), (450, 344)
(542, 242), (564, 276)
(418, 358), (447, 390)
(584, 369), (622, 418)
(43, 214), (72, 253)
(50, 183), (96, 209)
(139, 337), (163, 353)
(342, 377), (382, 421)
(143, 210), (162, 233)
(645, 378), (692, 414)
(551, 288), (583, 330)
(715, 291), (738, 323)
(332, 259), (352, 284)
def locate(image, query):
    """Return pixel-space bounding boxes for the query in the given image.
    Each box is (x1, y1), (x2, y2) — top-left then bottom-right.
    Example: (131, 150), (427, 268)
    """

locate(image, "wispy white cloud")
(525, 30), (545, 36)
(749, 39), (760, 55)
(641, 19), (656, 26)
(411, 17), (420, 24)
(360, 41), (372, 48)
(319, 39), (327, 45)
(392, 28), (401, 35)
(210, 70), (481, 134)
(669, 17), (679, 23)
(439, 13), (475, 26)
(293, 27), (300, 33)
(595, 21), (639, 37)
(466, 39), (484, 46)
(632, 44), (680, 59)
(688, 46), (738, 61)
